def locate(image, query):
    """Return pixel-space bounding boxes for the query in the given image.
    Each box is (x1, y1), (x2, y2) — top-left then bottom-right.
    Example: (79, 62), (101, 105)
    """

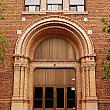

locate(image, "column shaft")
(85, 66), (90, 98)
(13, 66), (20, 97)
(20, 66), (25, 97)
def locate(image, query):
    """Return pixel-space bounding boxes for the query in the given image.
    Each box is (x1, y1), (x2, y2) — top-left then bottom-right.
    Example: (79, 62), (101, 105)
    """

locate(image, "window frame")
(33, 86), (76, 109)
(69, 0), (86, 12)
(24, 0), (41, 11)
(56, 87), (64, 108)
(45, 87), (54, 108)
(67, 87), (76, 108)
(47, 0), (63, 11)
(34, 87), (43, 108)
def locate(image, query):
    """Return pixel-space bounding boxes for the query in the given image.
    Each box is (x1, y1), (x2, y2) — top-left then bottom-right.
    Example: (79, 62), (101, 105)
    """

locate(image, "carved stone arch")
(12, 17), (98, 110)
(15, 17), (95, 58)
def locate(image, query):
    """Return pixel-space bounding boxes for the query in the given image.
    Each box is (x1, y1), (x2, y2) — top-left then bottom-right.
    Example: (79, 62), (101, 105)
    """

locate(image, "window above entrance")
(23, 0), (86, 13)
(25, 0), (40, 11)
(70, 0), (85, 12)
(47, 0), (63, 11)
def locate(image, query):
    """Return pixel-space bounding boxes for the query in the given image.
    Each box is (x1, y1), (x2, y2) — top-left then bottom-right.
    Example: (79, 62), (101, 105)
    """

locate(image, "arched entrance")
(11, 17), (98, 110)
(34, 36), (76, 110)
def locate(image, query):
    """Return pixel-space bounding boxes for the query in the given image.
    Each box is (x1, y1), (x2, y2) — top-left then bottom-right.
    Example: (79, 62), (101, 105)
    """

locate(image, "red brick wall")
(0, 0), (110, 110)
(98, 103), (110, 110)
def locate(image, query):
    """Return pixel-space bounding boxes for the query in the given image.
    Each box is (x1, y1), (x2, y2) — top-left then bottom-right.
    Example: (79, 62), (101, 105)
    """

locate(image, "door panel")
(34, 69), (75, 86)
(34, 37), (76, 60)
(34, 69), (45, 86)
(46, 69), (55, 86)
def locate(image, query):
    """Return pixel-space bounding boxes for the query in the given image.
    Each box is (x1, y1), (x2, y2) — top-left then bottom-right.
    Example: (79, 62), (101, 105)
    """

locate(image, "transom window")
(70, 0), (85, 12)
(25, 0), (40, 11)
(47, 0), (63, 11)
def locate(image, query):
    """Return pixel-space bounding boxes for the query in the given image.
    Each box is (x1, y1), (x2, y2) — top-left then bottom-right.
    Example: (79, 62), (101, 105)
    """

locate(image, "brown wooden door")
(34, 68), (76, 110)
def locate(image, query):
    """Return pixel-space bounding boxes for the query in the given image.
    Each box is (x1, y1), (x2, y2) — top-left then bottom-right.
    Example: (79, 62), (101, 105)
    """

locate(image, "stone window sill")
(22, 11), (88, 15)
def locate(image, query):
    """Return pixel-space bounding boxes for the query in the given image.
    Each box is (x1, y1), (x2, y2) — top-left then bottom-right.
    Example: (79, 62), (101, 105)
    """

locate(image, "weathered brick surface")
(98, 103), (110, 110)
(0, 0), (110, 110)
(0, 102), (11, 110)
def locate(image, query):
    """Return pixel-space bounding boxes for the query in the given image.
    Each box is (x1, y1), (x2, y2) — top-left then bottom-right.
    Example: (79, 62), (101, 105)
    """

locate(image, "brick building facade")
(0, 0), (110, 110)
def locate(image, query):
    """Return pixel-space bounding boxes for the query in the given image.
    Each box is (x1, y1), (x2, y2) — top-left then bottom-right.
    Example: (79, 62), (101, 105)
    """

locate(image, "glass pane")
(47, 0), (62, 4)
(48, 5), (52, 10)
(67, 87), (75, 108)
(45, 87), (53, 108)
(25, 0), (40, 5)
(67, 100), (75, 108)
(34, 87), (43, 108)
(67, 87), (75, 99)
(70, 6), (77, 11)
(77, 6), (84, 11)
(34, 87), (43, 99)
(34, 100), (42, 108)
(36, 6), (40, 11)
(58, 5), (62, 10)
(29, 6), (36, 11)
(52, 5), (58, 11)
(45, 100), (53, 108)
(57, 88), (64, 108)
(70, 0), (84, 5)
(46, 87), (53, 98)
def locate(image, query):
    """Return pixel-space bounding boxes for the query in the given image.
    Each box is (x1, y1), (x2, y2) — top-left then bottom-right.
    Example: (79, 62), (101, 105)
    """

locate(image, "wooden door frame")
(33, 67), (77, 110)
(30, 61), (80, 110)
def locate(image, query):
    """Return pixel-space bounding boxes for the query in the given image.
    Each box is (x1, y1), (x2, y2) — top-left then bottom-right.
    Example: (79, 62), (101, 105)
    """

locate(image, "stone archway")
(11, 17), (98, 110)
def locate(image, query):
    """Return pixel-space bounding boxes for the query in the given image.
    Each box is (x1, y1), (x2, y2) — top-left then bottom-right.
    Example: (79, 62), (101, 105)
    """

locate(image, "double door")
(34, 68), (76, 110)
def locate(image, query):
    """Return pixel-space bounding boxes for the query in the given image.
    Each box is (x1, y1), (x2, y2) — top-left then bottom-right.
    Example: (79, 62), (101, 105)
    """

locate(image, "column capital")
(81, 56), (96, 68)
(14, 62), (29, 69)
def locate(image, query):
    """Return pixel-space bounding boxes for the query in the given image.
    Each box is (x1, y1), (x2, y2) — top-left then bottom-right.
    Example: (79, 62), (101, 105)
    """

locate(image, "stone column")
(12, 63), (21, 97)
(11, 57), (30, 110)
(24, 65), (29, 98)
(86, 57), (98, 110)
(75, 64), (81, 110)
(89, 61), (97, 98)
(81, 58), (86, 99)
(63, 0), (69, 11)
(81, 56), (98, 110)
(81, 58), (86, 110)
(85, 65), (90, 98)
(20, 66), (25, 97)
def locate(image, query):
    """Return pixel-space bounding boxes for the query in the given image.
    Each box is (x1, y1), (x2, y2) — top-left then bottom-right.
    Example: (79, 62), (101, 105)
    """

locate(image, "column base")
(81, 98), (98, 110)
(86, 102), (98, 110)
(11, 97), (30, 110)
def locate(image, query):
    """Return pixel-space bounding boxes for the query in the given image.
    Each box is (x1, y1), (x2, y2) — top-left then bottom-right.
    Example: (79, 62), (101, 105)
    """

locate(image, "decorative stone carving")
(12, 17), (98, 110)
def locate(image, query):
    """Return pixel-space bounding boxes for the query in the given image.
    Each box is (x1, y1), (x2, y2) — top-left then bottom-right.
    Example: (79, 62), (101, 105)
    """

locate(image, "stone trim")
(15, 17), (95, 57)
(98, 99), (110, 103)
(22, 11), (88, 15)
